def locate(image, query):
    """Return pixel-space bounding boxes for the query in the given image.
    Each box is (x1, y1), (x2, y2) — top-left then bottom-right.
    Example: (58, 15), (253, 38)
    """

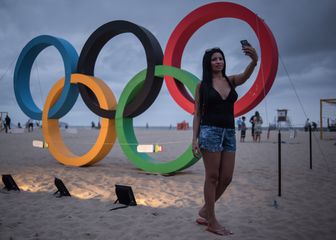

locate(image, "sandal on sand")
(195, 217), (208, 226)
(223, 229), (234, 235)
(197, 217), (234, 235)
(206, 226), (233, 236)
(206, 227), (225, 236)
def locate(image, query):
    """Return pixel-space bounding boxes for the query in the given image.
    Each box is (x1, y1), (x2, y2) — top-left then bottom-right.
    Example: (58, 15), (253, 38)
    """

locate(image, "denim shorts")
(199, 125), (236, 152)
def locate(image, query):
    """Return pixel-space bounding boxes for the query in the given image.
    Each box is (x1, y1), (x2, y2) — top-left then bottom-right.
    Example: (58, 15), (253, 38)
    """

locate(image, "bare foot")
(195, 217), (208, 226)
(198, 205), (207, 219)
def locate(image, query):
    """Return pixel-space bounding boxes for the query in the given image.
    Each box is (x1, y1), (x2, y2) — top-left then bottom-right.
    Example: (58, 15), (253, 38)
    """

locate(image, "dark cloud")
(1, 0), (335, 126)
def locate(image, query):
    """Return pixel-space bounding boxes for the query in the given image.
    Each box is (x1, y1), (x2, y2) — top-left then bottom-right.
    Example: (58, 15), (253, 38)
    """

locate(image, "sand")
(0, 127), (336, 239)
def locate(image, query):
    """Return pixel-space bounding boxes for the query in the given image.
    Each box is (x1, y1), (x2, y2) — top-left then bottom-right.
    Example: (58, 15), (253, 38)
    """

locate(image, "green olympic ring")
(116, 65), (200, 174)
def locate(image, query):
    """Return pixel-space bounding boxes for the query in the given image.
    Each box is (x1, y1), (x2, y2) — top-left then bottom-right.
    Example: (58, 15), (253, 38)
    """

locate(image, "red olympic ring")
(163, 2), (279, 116)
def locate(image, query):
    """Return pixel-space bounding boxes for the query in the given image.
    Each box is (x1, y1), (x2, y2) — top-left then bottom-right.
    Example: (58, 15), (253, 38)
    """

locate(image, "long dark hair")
(254, 111), (261, 122)
(199, 48), (228, 115)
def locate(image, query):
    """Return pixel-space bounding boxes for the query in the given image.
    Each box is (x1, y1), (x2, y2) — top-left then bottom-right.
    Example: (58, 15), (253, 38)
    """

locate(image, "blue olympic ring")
(14, 35), (79, 120)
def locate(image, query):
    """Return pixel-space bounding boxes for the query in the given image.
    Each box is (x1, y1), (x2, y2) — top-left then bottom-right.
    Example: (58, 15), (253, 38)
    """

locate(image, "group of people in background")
(1, 113), (38, 133)
(237, 111), (263, 143)
(304, 118), (317, 131)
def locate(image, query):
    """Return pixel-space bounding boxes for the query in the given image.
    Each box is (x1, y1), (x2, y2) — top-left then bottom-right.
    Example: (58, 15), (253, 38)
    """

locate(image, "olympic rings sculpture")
(14, 2), (278, 173)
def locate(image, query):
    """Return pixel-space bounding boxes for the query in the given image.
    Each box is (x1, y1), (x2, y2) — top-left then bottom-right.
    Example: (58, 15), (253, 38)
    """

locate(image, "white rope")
(49, 140), (191, 146)
(35, 62), (45, 108)
(0, 57), (16, 83)
(0, 56), (17, 104)
(255, 14), (269, 125)
(279, 55), (309, 120)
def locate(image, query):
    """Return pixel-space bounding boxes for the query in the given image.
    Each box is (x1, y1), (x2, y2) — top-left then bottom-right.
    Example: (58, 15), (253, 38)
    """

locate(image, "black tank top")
(200, 77), (238, 129)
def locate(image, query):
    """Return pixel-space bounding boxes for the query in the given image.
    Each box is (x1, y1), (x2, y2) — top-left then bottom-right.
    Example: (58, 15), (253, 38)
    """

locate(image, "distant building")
(177, 120), (189, 130)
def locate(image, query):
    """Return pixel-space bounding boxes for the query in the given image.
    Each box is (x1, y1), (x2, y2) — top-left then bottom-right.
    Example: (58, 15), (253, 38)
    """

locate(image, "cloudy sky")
(1, 0), (335, 127)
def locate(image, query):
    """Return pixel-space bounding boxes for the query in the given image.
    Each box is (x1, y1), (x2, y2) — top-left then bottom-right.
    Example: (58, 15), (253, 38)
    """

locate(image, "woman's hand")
(243, 45), (258, 64)
(230, 45), (259, 86)
(192, 140), (201, 157)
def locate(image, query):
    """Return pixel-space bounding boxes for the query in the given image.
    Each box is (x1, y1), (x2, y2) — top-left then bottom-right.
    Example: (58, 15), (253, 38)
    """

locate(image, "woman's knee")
(206, 172), (220, 185)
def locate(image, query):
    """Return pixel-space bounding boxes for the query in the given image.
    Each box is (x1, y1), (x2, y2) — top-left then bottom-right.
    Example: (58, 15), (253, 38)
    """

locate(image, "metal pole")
(309, 125), (312, 169)
(320, 99), (323, 139)
(278, 130), (281, 197)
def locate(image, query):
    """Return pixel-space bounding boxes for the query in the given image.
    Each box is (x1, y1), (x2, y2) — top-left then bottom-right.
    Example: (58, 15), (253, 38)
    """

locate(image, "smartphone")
(240, 40), (251, 47)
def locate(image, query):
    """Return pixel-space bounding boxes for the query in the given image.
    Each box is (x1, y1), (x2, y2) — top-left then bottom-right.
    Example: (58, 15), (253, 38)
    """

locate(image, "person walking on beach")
(1, 120), (5, 132)
(249, 114), (255, 139)
(253, 111), (263, 143)
(304, 118), (310, 132)
(240, 116), (246, 142)
(192, 44), (258, 235)
(27, 119), (34, 132)
(5, 114), (11, 133)
(236, 117), (242, 131)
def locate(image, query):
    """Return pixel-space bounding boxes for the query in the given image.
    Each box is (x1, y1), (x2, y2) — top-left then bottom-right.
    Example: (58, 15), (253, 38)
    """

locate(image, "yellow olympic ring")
(42, 74), (117, 166)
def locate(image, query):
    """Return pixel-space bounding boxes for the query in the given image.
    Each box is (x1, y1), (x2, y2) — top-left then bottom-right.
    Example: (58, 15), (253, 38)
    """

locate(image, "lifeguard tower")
(276, 109), (291, 128)
(276, 109), (296, 138)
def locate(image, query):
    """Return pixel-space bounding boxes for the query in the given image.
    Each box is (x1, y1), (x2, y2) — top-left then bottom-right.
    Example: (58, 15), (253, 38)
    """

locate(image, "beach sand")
(0, 127), (336, 239)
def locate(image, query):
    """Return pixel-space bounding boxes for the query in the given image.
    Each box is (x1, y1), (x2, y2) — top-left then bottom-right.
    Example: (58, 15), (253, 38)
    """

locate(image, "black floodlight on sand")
(54, 177), (71, 197)
(110, 184), (137, 211)
(2, 174), (20, 191)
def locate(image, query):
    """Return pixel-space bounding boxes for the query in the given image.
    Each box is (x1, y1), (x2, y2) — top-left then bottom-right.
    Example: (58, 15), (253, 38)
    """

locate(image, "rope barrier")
(279, 54), (330, 171)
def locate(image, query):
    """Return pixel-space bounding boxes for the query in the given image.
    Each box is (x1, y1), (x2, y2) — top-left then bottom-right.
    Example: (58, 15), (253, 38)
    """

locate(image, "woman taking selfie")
(192, 43), (258, 235)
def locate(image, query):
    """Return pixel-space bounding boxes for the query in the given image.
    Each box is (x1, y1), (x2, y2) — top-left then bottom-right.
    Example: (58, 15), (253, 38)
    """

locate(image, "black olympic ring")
(77, 20), (163, 118)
